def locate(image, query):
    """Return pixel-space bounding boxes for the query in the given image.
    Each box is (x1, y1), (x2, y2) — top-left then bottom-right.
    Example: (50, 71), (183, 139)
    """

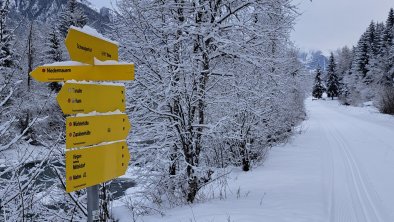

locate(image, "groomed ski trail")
(117, 99), (394, 222)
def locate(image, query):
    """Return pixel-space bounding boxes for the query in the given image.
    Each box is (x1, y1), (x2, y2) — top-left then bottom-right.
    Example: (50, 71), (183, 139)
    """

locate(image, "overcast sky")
(91, 0), (394, 55)
(292, 0), (394, 55)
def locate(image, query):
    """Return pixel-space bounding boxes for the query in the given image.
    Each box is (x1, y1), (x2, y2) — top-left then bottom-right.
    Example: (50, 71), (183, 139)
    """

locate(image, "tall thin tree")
(326, 53), (339, 99)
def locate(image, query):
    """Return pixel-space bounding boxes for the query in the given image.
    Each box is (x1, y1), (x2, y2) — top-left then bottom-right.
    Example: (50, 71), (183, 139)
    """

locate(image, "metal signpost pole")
(87, 185), (99, 222)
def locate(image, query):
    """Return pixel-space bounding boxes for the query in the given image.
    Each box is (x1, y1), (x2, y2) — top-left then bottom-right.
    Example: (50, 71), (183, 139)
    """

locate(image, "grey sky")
(292, 0), (394, 55)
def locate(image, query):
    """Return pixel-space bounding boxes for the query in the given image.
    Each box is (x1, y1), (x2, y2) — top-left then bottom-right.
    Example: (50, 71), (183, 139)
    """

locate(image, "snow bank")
(93, 58), (133, 66)
(42, 61), (88, 67)
(70, 25), (119, 45)
(65, 80), (125, 86)
(66, 140), (127, 152)
(75, 110), (125, 117)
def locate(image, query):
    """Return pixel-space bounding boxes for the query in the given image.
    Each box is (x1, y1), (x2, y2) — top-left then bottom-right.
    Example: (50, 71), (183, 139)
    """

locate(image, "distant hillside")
(299, 50), (328, 72)
(8, 0), (111, 33)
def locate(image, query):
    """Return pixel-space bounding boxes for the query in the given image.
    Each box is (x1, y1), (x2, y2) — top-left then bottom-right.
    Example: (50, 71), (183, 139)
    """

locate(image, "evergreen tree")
(58, 0), (88, 38)
(375, 22), (385, 54)
(355, 33), (370, 78)
(383, 8), (394, 48)
(0, 0), (14, 68)
(45, 30), (62, 62)
(326, 53), (339, 99)
(367, 22), (379, 56)
(312, 67), (325, 99)
(337, 9), (394, 105)
(379, 8), (394, 86)
(45, 29), (63, 92)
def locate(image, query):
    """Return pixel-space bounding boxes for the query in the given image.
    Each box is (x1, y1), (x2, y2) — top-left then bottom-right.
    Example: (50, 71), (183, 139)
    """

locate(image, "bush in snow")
(377, 87), (394, 114)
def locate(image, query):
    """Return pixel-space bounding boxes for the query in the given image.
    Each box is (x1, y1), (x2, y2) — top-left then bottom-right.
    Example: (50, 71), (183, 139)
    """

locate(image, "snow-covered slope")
(115, 99), (394, 222)
(9, 0), (111, 32)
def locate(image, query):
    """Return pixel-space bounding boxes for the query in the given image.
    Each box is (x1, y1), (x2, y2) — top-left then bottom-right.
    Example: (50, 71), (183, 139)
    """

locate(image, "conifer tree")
(367, 22), (379, 56)
(355, 33), (370, 78)
(375, 22), (385, 54)
(383, 8), (394, 48)
(326, 53), (339, 99)
(46, 30), (62, 62)
(312, 67), (325, 99)
(376, 9), (394, 86)
(0, 0), (14, 68)
(45, 29), (63, 92)
(58, 0), (88, 38)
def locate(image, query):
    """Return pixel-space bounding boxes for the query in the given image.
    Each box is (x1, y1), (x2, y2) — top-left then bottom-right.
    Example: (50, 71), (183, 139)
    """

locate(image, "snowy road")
(117, 99), (394, 222)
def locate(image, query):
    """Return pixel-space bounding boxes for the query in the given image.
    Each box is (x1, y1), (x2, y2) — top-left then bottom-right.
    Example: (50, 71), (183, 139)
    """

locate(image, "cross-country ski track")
(115, 99), (394, 222)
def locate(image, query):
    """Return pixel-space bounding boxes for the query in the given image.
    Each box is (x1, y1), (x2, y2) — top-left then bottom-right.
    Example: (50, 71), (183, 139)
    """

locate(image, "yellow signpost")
(31, 26), (133, 218)
(30, 64), (134, 82)
(66, 114), (131, 149)
(65, 27), (119, 64)
(65, 141), (130, 193)
(57, 83), (126, 115)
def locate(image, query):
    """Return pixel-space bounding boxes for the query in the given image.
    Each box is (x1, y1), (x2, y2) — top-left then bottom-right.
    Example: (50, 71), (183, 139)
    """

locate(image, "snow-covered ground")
(115, 99), (394, 222)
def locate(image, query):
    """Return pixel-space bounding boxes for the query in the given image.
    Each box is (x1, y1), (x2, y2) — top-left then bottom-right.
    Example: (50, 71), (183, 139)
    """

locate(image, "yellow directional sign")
(57, 83), (126, 115)
(30, 64), (134, 82)
(66, 141), (130, 193)
(65, 27), (118, 65)
(66, 114), (131, 149)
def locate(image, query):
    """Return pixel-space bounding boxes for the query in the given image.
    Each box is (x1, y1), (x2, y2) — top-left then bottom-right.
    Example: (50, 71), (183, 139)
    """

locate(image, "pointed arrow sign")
(57, 83), (126, 115)
(30, 63), (134, 82)
(66, 114), (131, 149)
(66, 141), (130, 193)
(65, 26), (119, 65)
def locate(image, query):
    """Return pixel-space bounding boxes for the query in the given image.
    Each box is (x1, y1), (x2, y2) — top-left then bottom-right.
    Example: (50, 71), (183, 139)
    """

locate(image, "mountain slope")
(9, 0), (110, 32)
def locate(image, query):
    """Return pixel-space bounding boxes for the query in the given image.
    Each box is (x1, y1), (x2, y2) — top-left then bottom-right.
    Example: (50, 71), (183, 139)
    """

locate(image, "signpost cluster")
(30, 26), (134, 221)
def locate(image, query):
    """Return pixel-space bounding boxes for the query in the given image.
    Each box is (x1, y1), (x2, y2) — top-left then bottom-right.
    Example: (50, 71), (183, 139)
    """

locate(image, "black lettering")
(71, 98), (82, 103)
(46, 68), (71, 73)
(77, 43), (92, 52)
(73, 154), (82, 160)
(73, 121), (89, 126)
(73, 163), (86, 169)
(73, 130), (91, 137)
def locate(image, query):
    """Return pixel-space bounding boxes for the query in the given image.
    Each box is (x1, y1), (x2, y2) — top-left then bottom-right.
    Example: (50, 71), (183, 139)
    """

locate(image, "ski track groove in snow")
(322, 103), (390, 222)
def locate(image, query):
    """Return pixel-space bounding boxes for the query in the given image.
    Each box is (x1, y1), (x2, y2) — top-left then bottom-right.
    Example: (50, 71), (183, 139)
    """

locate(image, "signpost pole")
(87, 185), (99, 222)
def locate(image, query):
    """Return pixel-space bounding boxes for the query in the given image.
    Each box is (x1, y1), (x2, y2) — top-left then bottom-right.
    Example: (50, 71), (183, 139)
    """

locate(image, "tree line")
(312, 8), (394, 115)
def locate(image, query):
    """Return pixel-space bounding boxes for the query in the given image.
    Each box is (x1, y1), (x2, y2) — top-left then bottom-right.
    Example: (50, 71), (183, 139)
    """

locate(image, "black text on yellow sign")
(66, 114), (131, 149)
(65, 27), (119, 65)
(30, 64), (134, 82)
(57, 83), (126, 115)
(66, 141), (130, 193)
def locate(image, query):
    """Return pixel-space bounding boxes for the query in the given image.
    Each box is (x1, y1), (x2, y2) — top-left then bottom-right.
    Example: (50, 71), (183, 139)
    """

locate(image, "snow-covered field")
(115, 99), (394, 222)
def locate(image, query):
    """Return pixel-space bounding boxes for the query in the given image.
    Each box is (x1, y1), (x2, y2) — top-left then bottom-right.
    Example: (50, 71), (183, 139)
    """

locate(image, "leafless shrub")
(378, 87), (394, 115)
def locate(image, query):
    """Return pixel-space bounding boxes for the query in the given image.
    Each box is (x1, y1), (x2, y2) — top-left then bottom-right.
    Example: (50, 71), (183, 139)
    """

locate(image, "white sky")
(292, 0), (394, 55)
(90, 0), (394, 55)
